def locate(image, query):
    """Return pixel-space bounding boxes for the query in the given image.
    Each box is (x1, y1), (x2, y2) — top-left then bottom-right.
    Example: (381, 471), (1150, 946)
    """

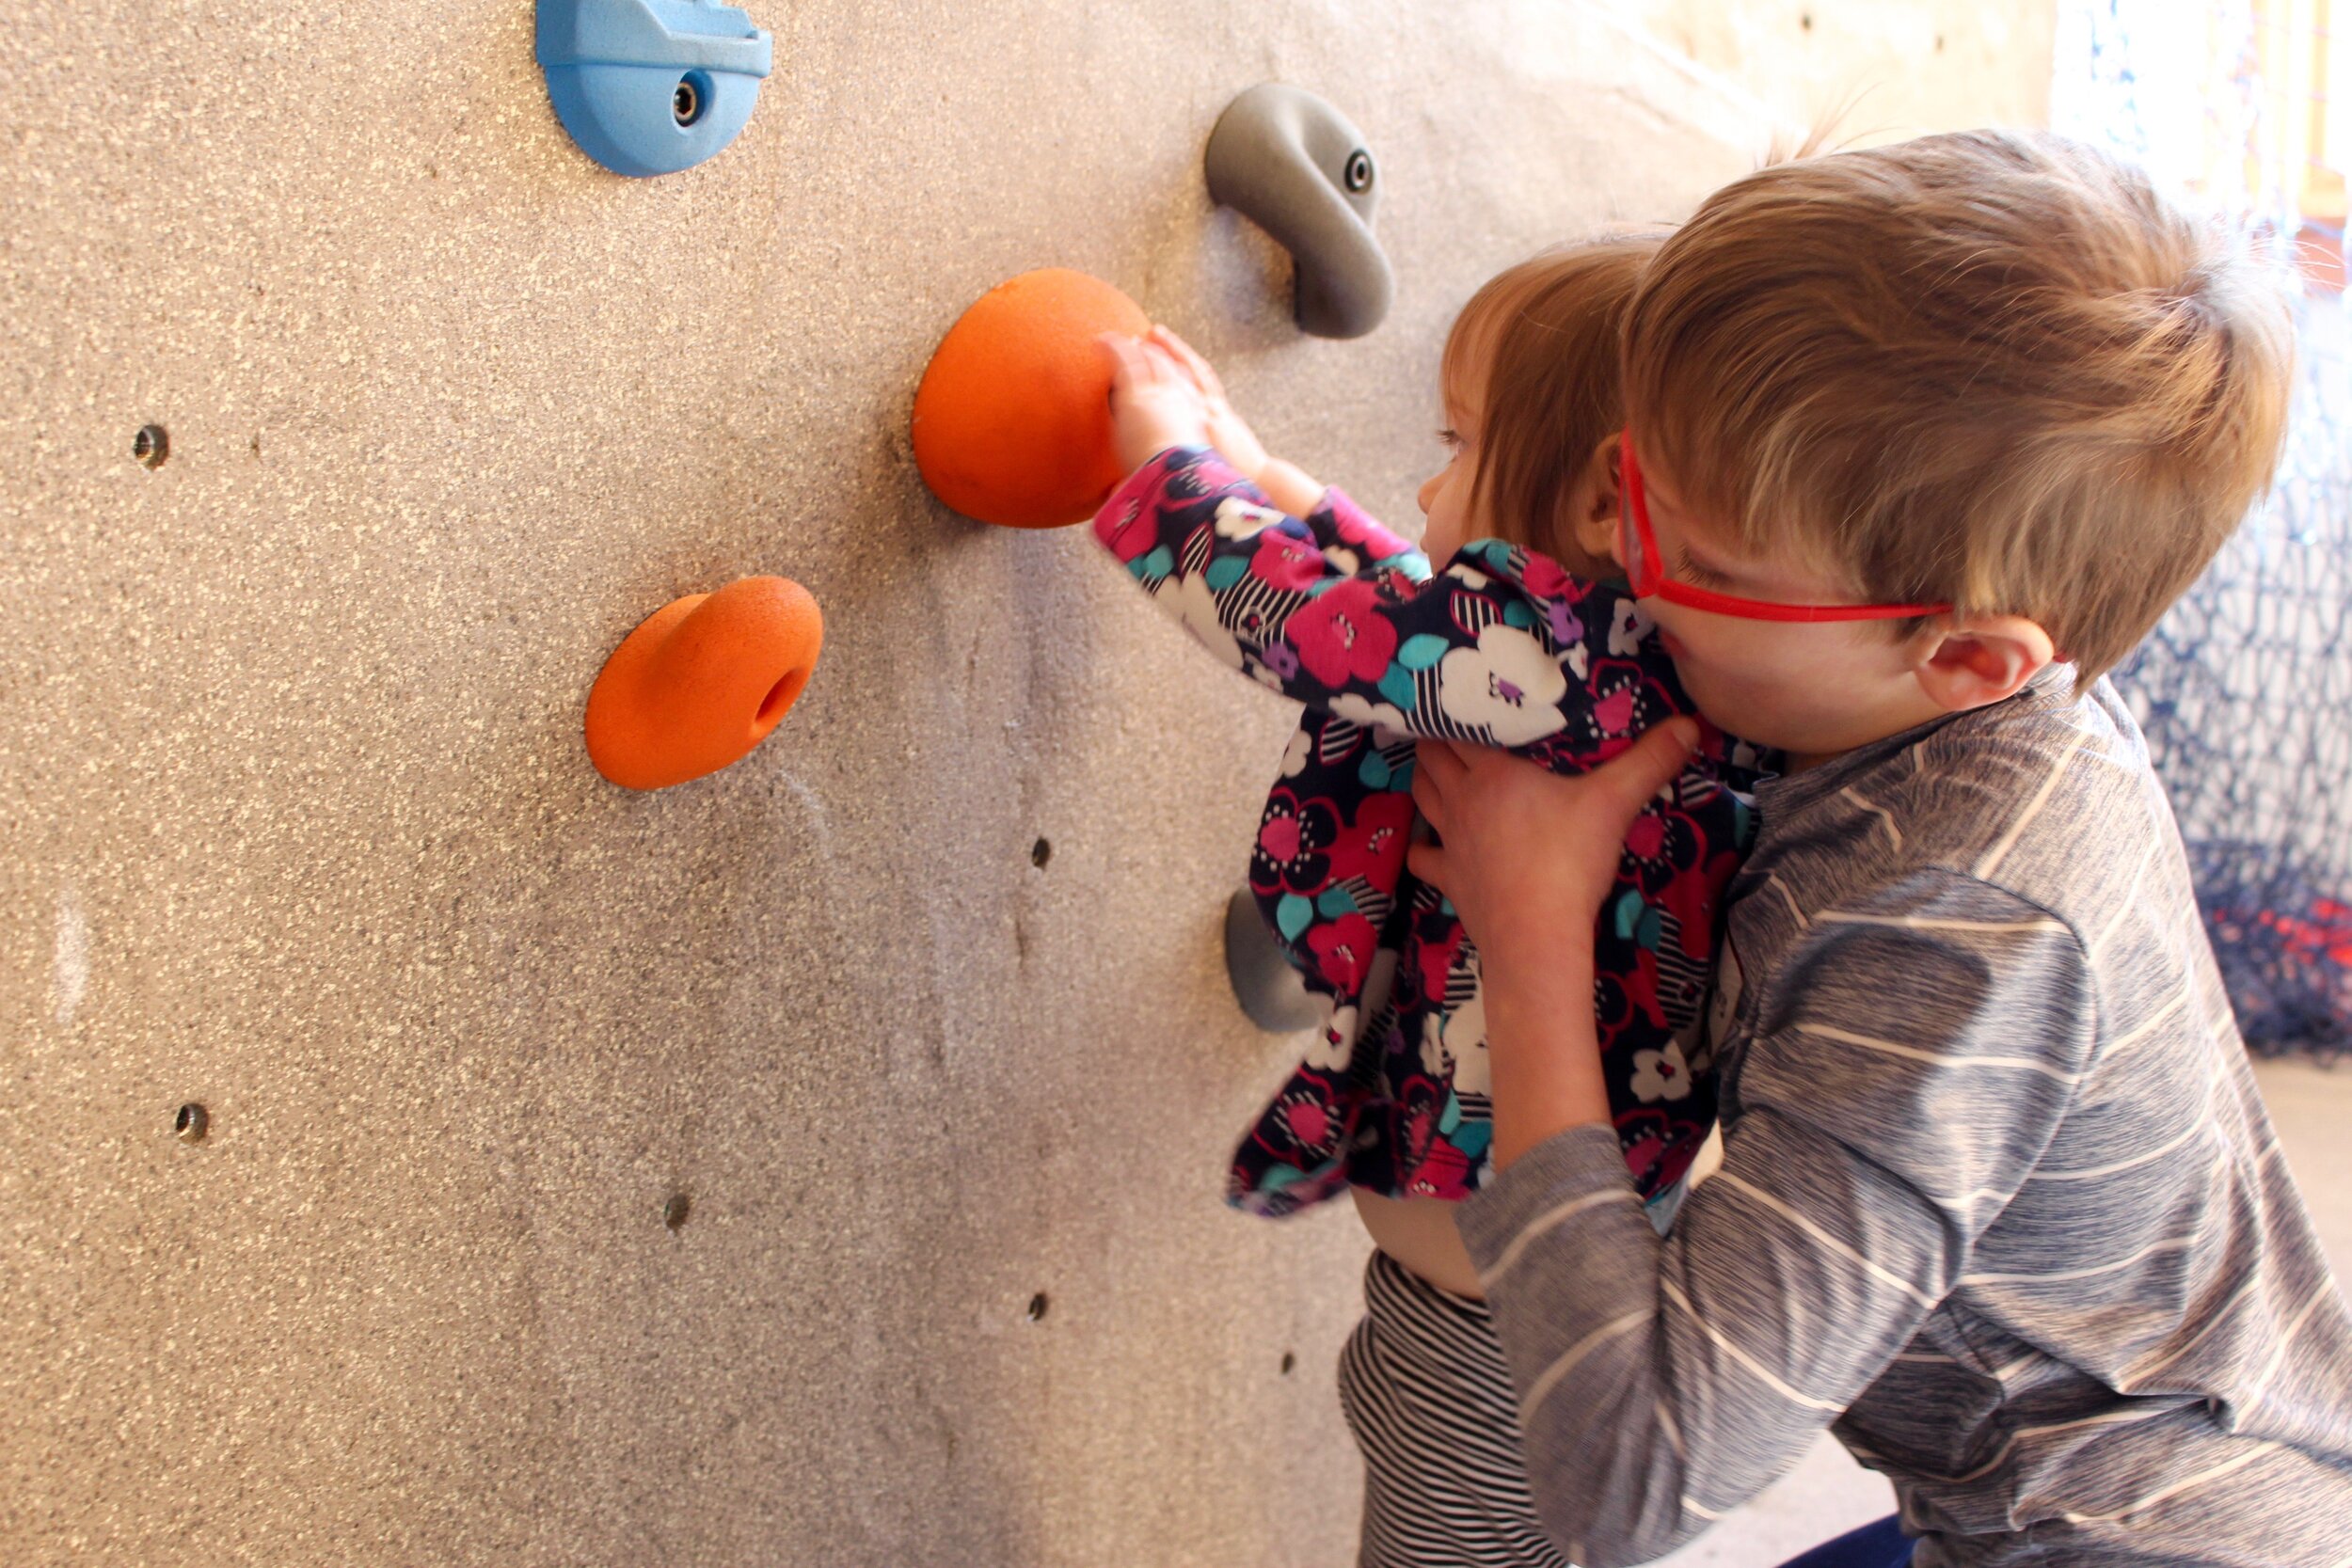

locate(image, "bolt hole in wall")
(132, 423), (167, 468)
(663, 1193), (691, 1230)
(174, 1102), (208, 1143)
(1280, 1351), (1296, 1376)
(1025, 1291), (1049, 1323)
(1029, 837), (1052, 870)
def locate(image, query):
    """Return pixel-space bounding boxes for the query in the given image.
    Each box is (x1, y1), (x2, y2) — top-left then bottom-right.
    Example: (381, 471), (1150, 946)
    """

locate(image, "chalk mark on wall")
(52, 884), (88, 1027)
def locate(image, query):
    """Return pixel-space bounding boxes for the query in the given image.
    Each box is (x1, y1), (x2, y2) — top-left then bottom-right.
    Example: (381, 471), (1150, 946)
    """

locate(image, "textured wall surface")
(0, 4), (1772, 1563)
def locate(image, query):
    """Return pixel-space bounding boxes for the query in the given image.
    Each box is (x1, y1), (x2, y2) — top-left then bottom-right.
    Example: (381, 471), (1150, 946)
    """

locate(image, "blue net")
(2112, 293), (2352, 1059)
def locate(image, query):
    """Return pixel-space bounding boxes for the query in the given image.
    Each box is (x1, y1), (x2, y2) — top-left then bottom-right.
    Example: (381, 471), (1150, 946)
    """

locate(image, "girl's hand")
(1100, 332), (1214, 474)
(1406, 721), (1701, 974)
(1147, 326), (1273, 481)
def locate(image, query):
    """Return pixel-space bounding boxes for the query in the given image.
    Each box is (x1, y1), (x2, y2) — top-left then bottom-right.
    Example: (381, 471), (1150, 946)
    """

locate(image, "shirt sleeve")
(1454, 868), (2097, 1568)
(1092, 445), (1617, 750)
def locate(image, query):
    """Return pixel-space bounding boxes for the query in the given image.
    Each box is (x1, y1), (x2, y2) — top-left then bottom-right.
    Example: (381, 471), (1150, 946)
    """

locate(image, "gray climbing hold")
(1204, 84), (1393, 340)
(1224, 887), (1327, 1034)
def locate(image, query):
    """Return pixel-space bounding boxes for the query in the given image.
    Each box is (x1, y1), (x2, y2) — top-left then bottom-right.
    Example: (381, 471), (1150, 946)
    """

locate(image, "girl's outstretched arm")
(1094, 442), (1637, 758)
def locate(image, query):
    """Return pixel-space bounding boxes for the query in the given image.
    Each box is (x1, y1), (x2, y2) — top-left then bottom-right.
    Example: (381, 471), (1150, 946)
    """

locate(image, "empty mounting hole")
(1800, 10), (1814, 28)
(755, 669), (805, 728)
(1030, 837), (1052, 869)
(1025, 1291), (1049, 1323)
(174, 1102), (209, 1143)
(663, 1193), (691, 1230)
(1343, 149), (1374, 193)
(673, 74), (706, 127)
(1280, 1351), (1296, 1376)
(133, 424), (169, 469)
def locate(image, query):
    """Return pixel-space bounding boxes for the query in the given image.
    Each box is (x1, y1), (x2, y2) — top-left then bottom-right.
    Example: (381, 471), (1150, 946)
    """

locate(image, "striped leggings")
(1337, 1248), (1571, 1568)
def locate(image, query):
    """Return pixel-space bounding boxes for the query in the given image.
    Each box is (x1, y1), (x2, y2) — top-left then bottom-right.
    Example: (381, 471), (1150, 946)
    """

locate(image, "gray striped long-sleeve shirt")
(1455, 670), (2352, 1568)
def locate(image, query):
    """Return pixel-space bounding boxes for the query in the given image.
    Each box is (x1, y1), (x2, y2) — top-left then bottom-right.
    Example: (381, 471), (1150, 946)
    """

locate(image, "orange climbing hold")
(585, 575), (824, 790)
(913, 267), (1150, 529)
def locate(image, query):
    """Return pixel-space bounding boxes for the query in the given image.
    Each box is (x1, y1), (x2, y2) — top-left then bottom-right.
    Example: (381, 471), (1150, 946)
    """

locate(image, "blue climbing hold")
(538, 0), (773, 178)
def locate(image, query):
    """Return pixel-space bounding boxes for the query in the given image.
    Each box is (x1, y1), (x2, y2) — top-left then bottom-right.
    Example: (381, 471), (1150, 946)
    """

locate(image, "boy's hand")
(1099, 332), (1215, 474)
(1406, 722), (1702, 974)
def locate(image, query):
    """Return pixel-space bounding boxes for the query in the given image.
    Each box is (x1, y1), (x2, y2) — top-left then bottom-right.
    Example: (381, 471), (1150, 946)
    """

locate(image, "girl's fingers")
(1406, 842), (1446, 891)
(1158, 328), (1227, 399)
(1097, 332), (1150, 393)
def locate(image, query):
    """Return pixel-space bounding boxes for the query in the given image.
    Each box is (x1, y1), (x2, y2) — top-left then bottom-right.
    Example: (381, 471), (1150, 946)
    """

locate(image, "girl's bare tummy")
(1351, 1187), (1484, 1300)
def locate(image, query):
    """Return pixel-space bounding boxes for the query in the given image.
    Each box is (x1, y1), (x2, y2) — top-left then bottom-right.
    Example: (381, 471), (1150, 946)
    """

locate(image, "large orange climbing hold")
(585, 576), (824, 791)
(913, 267), (1151, 529)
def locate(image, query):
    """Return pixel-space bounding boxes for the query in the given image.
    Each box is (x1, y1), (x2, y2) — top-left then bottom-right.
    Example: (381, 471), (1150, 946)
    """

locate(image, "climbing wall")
(0, 4), (1768, 1563)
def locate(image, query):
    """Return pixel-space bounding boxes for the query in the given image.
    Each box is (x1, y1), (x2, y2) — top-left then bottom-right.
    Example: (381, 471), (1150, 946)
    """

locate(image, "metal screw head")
(1029, 837), (1052, 870)
(672, 76), (704, 127)
(1025, 1291), (1050, 1323)
(663, 1193), (691, 1230)
(133, 424), (169, 469)
(174, 1102), (209, 1143)
(1343, 150), (1374, 194)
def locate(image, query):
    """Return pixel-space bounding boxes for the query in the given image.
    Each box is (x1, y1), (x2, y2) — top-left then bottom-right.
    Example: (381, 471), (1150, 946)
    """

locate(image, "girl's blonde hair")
(1440, 231), (1668, 573)
(1623, 130), (2296, 681)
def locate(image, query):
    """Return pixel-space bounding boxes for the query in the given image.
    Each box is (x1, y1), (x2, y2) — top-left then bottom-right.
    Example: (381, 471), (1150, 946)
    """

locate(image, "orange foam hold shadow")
(585, 575), (824, 791)
(912, 267), (1150, 529)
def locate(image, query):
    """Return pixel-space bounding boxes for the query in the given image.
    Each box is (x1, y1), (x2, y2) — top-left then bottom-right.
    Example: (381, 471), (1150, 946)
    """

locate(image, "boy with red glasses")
(1406, 130), (2352, 1566)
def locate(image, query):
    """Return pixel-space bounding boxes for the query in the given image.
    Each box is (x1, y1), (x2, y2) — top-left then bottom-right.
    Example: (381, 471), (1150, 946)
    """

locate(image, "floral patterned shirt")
(1094, 446), (1771, 1217)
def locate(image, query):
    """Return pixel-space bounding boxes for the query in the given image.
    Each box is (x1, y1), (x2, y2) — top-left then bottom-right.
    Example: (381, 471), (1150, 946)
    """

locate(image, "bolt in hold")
(663, 1193), (691, 1230)
(133, 425), (169, 469)
(174, 1102), (209, 1143)
(1343, 150), (1374, 194)
(673, 75), (705, 127)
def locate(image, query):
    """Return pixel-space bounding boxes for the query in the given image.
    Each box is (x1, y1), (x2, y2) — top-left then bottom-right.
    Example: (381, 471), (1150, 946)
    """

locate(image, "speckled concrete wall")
(0, 5), (1771, 1563)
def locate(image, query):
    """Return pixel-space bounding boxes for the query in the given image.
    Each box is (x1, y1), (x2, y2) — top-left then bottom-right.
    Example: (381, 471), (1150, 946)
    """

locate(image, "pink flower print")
(1095, 494), (1161, 563)
(1275, 1087), (1343, 1156)
(1250, 788), (1338, 895)
(1403, 1137), (1474, 1201)
(1291, 578), (1400, 688)
(1518, 551), (1571, 599)
(1623, 807), (1667, 862)
(1329, 499), (1415, 558)
(1327, 791), (1415, 885)
(1307, 912), (1378, 991)
(1250, 530), (1327, 592)
(1592, 682), (1636, 736)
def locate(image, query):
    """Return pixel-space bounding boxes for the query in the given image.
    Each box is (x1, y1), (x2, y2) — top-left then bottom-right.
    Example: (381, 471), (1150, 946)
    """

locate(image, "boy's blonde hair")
(1442, 231), (1665, 573)
(1623, 129), (2296, 681)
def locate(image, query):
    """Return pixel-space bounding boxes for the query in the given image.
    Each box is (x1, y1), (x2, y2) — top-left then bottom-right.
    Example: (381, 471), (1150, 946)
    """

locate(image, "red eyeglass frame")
(1618, 430), (1951, 624)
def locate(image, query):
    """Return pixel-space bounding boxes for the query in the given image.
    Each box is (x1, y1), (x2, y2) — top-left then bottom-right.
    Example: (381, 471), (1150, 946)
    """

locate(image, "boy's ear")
(1568, 433), (1624, 564)
(1911, 613), (2057, 714)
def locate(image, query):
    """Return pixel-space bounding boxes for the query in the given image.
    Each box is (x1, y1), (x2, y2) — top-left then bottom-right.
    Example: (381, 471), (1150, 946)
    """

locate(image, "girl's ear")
(1567, 432), (1623, 566)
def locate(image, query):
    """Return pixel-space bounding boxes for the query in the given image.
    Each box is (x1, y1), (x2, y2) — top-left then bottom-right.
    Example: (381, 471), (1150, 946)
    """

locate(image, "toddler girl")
(1094, 236), (1770, 1563)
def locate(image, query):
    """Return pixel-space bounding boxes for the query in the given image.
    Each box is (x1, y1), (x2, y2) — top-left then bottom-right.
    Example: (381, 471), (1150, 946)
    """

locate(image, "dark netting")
(2112, 293), (2352, 1059)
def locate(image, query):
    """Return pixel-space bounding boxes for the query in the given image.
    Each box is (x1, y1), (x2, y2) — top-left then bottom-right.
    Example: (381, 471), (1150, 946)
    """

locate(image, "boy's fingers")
(1602, 719), (1702, 814)
(1411, 741), (1461, 833)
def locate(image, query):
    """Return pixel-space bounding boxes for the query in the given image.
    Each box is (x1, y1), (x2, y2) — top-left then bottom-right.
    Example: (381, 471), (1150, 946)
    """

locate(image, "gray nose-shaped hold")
(1204, 84), (1393, 340)
(1225, 887), (1328, 1034)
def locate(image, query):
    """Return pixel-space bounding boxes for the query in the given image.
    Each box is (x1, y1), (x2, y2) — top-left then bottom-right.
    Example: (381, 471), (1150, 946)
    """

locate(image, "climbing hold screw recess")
(174, 1102), (209, 1143)
(536, 0), (773, 178)
(133, 425), (169, 469)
